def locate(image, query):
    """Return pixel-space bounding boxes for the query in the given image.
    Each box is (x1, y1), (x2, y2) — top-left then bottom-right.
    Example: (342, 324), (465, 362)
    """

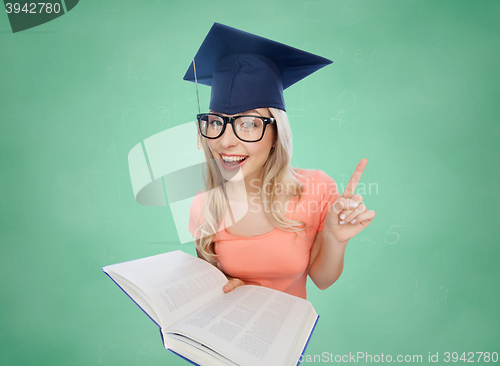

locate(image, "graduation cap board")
(183, 23), (333, 115)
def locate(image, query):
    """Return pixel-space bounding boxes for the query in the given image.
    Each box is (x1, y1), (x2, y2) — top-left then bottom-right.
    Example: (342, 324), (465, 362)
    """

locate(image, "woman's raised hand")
(322, 158), (376, 244)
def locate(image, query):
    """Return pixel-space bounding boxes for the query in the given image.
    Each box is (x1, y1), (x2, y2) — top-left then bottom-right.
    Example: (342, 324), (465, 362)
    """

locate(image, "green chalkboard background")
(1, 0), (499, 365)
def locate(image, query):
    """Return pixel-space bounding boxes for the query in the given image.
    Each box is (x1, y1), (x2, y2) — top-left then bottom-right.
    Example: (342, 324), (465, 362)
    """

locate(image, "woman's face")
(206, 108), (276, 185)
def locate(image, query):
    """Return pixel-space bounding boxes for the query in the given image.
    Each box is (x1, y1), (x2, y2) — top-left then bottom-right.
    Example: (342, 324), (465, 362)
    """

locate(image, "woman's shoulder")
(293, 168), (335, 183)
(189, 190), (206, 236)
(189, 190), (205, 212)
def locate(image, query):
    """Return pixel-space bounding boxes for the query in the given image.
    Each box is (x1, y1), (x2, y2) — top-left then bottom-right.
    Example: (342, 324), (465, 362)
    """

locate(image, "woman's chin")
(212, 159), (245, 181)
(223, 168), (245, 182)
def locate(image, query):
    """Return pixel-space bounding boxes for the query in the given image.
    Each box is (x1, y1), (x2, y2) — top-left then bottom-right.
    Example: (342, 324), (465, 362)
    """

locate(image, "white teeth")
(220, 154), (247, 162)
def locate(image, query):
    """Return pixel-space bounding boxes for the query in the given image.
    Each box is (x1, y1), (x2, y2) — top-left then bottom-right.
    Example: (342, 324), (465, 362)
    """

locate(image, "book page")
(165, 285), (316, 366)
(103, 250), (228, 329)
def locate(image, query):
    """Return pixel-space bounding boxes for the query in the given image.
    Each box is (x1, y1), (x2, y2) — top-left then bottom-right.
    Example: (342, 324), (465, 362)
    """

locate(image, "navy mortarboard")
(183, 23), (333, 115)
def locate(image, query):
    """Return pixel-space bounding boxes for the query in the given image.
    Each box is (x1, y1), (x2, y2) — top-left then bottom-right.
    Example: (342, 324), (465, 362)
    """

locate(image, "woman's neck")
(225, 169), (264, 201)
(244, 167), (265, 197)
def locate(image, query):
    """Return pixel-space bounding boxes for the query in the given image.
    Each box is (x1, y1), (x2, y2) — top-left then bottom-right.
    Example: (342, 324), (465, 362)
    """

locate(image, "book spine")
(296, 314), (320, 366)
(168, 349), (201, 366)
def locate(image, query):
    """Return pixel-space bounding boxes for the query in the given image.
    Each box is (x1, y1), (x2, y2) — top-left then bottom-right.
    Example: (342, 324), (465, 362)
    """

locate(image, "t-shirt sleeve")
(317, 170), (340, 232)
(188, 190), (205, 240)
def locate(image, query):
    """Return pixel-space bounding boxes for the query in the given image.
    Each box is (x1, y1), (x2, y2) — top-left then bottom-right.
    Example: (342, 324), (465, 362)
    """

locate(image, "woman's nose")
(218, 123), (240, 146)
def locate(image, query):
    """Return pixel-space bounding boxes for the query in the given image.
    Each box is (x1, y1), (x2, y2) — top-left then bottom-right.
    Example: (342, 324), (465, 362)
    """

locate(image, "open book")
(102, 250), (319, 366)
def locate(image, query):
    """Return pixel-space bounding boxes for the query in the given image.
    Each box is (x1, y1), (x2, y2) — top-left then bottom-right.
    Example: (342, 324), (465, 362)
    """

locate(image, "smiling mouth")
(219, 153), (249, 167)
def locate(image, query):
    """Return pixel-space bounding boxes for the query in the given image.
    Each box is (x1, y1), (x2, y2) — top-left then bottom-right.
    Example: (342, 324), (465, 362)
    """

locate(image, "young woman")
(186, 24), (375, 300)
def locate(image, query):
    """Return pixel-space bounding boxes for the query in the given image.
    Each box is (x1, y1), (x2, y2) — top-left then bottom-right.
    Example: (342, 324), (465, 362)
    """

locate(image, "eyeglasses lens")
(199, 115), (224, 138)
(235, 117), (263, 141)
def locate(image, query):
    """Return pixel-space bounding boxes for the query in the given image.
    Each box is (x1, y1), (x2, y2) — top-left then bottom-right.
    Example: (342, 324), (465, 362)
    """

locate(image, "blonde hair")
(193, 108), (307, 265)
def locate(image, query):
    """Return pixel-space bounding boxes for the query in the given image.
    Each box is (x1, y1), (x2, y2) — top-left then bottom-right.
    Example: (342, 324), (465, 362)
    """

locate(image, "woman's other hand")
(222, 277), (261, 293)
(223, 278), (245, 293)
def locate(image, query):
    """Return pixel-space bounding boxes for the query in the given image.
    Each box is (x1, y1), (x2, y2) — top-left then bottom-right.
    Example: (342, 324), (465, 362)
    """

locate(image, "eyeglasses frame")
(196, 113), (276, 143)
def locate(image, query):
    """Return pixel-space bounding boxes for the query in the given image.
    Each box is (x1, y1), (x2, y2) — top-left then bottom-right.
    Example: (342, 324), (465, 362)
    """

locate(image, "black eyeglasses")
(197, 113), (276, 143)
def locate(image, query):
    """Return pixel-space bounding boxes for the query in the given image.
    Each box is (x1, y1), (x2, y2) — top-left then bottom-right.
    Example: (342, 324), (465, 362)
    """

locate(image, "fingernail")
(350, 201), (359, 208)
(340, 214), (345, 220)
(339, 220), (345, 225)
(223, 286), (230, 291)
(350, 219), (356, 224)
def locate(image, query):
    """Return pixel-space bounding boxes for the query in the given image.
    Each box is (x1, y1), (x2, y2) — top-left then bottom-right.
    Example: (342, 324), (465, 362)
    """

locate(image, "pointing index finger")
(341, 158), (367, 199)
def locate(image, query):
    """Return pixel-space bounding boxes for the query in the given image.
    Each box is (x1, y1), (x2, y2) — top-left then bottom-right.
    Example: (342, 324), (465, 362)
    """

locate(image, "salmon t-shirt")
(188, 169), (339, 300)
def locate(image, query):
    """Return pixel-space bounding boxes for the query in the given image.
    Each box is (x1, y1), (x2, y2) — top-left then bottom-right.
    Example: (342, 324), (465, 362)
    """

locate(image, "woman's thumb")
(223, 278), (244, 293)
